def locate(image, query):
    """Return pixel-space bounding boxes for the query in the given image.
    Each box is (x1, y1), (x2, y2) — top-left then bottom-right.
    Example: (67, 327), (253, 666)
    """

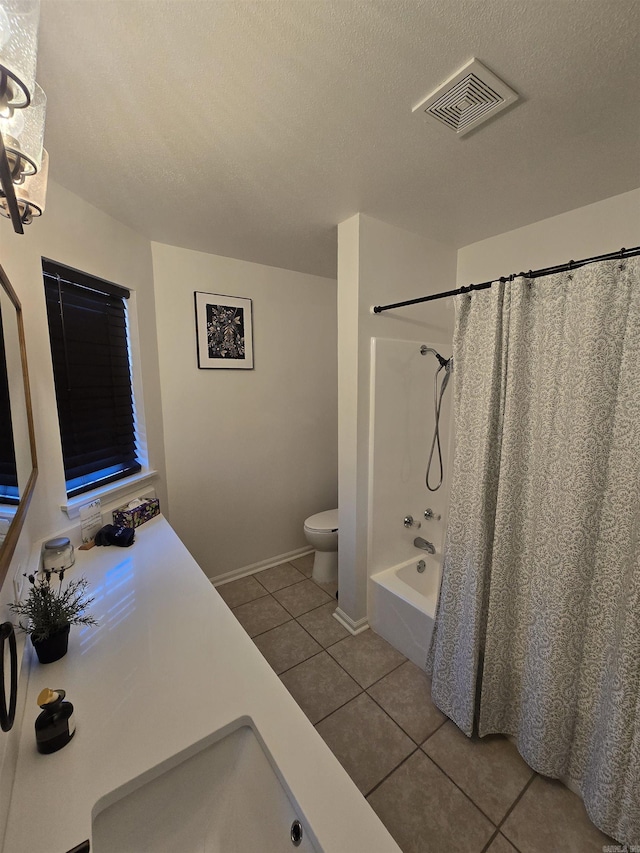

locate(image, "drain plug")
(291, 819), (303, 846)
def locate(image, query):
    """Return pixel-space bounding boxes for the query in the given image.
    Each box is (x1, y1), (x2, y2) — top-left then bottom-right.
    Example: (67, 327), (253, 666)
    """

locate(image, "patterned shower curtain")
(428, 256), (640, 844)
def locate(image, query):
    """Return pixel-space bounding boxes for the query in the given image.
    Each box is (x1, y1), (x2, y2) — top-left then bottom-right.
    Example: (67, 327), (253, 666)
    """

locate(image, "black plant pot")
(32, 624), (70, 664)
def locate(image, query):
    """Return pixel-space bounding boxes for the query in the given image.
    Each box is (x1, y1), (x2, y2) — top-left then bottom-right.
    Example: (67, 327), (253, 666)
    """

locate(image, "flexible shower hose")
(426, 361), (452, 492)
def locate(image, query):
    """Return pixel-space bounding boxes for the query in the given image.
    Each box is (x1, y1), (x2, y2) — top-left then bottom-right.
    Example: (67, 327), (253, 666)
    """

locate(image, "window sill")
(61, 469), (159, 520)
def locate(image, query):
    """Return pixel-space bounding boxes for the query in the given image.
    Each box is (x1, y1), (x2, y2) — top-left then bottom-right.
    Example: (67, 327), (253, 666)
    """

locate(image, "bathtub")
(370, 556), (441, 669)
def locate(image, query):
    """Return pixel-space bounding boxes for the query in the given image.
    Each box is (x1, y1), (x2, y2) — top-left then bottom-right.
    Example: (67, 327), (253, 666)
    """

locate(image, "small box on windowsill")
(112, 498), (160, 530)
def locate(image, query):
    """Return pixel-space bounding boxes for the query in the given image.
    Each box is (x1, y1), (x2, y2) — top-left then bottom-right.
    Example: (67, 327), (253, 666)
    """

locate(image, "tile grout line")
(277, 648), (333, 679)
(363, 685), (447, 747)
(323, 641), (407, 694)
(222, 589), (270, 608)
(311, 687), (365, 727)
(477, 773), (536, 853)
(417, 750), (503, 831)
(360, 656), (407, 691)
(364, 746), (421, 799)
(421, 715), (449, 742)
(365, 684), (449, 751)
(286, 615), (347, 661)
(421, 744), (536, 853)
(272, 583), (335, 619)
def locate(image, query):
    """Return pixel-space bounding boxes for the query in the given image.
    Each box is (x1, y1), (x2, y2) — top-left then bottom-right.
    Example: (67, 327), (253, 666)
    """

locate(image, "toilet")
(303, 508), (338, 584)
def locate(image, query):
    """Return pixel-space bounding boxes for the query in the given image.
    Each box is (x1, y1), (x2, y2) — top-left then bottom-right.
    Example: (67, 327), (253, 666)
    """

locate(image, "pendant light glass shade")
(0, 144), (46, 220)
(0, 0), (40, 112)
(0, 80), (44, 177)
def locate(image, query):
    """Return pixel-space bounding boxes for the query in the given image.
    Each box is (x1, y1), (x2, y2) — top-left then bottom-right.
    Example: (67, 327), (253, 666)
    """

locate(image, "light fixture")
(0, 0), (39, 112)
(0, 144), (46, 223)
(0, 80), (44, 177)
(0, 0), (46, 234)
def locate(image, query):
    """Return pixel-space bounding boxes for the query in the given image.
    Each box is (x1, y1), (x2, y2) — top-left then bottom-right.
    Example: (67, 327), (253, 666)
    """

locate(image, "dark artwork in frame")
(206, 303), (245, 359)
(194, 291), (254, 369)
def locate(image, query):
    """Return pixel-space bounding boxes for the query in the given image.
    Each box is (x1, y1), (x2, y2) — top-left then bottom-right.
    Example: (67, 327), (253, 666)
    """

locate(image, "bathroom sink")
(91, 721), (319, 852)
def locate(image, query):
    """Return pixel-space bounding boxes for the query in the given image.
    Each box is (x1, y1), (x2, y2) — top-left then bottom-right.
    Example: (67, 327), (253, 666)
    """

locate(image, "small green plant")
(9, 570), (97, 642)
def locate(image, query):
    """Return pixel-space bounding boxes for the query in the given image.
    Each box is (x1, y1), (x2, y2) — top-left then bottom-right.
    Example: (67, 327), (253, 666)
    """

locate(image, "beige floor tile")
(327, 629), (406, 688)
(231, 595), (291, 637)
(289, 553), (315, 577)
(422, 721), (534, 824)
(215, 574), (267, 608)
(486, 834), (519, 853)
(311, 577), (338, 599)
(273, 579), (332, 617)
(501, 775), (615, 853)
(279, 651), (361, 724)
(296, 601), (349, 647)
(367, 750), (495, 853)
(367, 660), (446, 744)
(254, 562), (306, 592)
(316, 693), (415, 795)
(253, 620), (322, 675)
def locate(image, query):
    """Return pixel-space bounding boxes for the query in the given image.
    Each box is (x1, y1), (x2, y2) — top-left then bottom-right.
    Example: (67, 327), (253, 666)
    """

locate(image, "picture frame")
(194, 291), (254, 370)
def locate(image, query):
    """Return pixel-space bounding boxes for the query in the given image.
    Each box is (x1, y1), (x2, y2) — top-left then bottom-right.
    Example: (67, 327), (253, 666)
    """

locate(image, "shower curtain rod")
(372, 245), (640, 314)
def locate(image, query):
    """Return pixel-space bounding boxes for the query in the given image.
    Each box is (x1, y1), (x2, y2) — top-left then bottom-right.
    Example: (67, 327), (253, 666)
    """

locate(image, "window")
(0, 311), (18, 505)
(43, 258), (141, 498)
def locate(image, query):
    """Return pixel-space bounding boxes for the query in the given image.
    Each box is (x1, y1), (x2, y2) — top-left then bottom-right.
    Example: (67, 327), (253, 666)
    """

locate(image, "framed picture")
(194, 291), (254, 369)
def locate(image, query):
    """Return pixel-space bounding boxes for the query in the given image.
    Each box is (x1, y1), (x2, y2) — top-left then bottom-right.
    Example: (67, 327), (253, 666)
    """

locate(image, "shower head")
(441, 357), (453, 394)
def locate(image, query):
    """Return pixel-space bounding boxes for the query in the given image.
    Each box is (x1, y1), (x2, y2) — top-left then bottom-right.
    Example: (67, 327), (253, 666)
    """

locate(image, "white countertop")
(4, 517), (400, 853)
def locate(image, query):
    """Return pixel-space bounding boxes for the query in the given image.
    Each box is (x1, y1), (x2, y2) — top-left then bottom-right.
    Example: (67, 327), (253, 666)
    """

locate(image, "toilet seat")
(304, 509), (338, 533)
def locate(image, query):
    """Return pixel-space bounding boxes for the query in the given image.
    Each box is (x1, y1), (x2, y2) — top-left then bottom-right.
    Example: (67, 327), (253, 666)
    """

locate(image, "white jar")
(42, 537), (75, 572)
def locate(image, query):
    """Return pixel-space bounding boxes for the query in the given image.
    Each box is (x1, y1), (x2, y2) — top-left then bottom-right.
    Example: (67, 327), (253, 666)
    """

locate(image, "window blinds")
(0, 307), (18, 503)
(42, 258), (140, 498)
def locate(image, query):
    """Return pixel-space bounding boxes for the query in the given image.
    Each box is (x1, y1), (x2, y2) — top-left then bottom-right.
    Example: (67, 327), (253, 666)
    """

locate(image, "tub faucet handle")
(414, 537), (436, 554)
(404, 515), (421, 529)
(424, 508), (441, 521)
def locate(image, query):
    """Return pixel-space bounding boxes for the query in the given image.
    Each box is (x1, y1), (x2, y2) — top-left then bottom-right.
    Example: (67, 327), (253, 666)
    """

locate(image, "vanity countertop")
(4, 516), (400, 853)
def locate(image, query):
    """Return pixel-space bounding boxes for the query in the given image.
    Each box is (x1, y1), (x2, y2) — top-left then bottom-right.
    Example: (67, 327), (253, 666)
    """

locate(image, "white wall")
(0, 179), (168, 844)
(151, 242), (338, 579)
(337, 214), (456, 628)
(457, 188), (640, 284)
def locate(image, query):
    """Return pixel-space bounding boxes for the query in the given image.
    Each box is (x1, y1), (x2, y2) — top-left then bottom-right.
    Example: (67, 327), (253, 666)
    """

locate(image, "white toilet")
(303, 508), (339, 584)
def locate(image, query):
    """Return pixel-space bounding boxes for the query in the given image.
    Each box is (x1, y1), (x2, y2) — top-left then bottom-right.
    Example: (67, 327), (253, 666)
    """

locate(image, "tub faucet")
(413, 537), (435, 554)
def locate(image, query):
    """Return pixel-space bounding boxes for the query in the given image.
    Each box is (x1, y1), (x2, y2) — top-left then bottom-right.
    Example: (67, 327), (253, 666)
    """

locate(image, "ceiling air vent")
(413, 58), (519, 136)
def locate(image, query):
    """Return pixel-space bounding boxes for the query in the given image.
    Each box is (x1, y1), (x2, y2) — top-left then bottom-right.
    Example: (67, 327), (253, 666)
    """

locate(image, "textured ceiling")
(37, 0), (640, 277)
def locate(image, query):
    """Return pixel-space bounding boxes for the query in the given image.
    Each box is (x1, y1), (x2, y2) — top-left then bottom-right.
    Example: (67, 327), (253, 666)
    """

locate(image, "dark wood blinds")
(42, 258), (140, 498)
(0, 305), (18, 503)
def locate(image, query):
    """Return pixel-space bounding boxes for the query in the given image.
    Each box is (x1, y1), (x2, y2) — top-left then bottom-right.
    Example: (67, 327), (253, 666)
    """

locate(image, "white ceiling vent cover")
(413, 58), (519, 136)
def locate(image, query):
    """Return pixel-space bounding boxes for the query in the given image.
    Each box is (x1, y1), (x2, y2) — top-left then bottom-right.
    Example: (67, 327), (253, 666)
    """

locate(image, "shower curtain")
(428, 256), (640, 844)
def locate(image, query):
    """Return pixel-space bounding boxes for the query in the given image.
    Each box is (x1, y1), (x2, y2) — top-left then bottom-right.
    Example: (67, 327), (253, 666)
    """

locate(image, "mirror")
(0, 263), (37, 585)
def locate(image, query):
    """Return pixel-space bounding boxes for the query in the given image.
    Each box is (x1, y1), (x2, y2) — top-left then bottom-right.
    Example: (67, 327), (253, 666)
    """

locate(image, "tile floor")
(218, 556), (616, 853)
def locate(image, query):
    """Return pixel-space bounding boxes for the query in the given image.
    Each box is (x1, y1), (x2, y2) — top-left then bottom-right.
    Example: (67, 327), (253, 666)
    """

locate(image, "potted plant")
(9, 570), (97, 664)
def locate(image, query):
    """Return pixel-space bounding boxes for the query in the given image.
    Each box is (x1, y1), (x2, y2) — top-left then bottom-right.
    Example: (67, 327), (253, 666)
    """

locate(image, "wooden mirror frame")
(0, 263), (37, 586)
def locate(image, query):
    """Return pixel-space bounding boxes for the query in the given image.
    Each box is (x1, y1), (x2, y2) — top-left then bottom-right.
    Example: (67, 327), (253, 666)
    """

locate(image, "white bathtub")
(370, 556), (441, 669)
